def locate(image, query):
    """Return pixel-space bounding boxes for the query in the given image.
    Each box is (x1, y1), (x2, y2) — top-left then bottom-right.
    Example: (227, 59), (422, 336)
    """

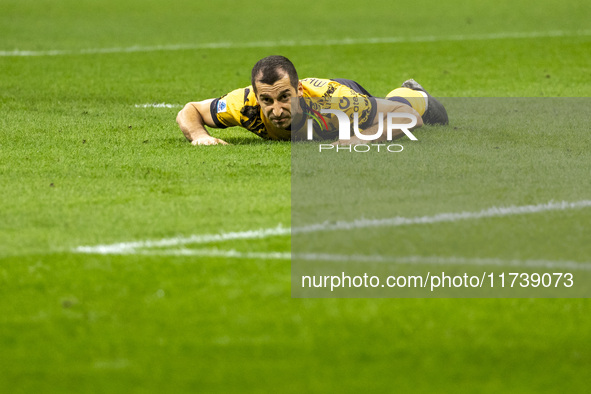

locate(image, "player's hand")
(191, 136), (230, 146)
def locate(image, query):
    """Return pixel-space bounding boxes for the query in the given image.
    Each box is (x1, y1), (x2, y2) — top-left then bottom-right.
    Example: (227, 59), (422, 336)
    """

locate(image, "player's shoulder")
(301, 78), (332, 88)
(301, 78), (335, 95)
(221, 85), (258, 106)
(301, 78), (360, 98)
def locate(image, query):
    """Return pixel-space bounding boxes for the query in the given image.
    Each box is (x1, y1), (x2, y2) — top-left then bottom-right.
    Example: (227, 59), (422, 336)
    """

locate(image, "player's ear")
(297, 81), (303, 97)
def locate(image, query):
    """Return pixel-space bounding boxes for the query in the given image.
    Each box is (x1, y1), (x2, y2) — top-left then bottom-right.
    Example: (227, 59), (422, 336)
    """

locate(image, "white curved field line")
(73, 199), (591, 270)
(2, 30), (590, 57)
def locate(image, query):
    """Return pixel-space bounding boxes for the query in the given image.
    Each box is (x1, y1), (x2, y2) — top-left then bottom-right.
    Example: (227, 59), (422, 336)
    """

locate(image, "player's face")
(255, 74), (303, 129)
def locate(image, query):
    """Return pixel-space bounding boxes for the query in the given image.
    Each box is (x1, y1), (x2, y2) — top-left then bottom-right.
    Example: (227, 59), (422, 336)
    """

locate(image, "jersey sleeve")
(209, 87), (254, 129)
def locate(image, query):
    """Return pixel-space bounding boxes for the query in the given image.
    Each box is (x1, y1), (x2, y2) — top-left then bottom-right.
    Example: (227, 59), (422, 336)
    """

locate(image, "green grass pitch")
(1, 0), (590, 392)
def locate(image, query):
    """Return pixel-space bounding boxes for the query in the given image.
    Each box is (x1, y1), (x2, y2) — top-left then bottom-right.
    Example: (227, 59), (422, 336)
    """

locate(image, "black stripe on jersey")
(209, 98), (229, 129)
(330, 79), (377, 129)
(330, 79), (373, 97)
(360, 97), (378, 130)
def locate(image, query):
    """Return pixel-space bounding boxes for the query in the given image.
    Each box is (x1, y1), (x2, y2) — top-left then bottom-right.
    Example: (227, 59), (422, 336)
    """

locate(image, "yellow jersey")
(209, 78), (375, 141)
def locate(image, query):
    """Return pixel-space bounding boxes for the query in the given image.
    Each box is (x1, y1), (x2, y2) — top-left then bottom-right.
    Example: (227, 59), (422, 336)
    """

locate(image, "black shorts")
(330, 78), (374, 97)
(332, 78), (413, 107)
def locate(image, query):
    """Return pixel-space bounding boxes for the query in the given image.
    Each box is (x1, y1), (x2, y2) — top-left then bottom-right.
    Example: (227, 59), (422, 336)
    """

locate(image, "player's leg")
(387, 79), (449, 125)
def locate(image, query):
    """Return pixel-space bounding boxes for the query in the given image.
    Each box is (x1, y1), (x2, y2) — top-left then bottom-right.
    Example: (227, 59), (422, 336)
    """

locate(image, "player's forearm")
(381, 102), (423, 131)
(363, 102), (423, 142)
(176, 103), (212, 142)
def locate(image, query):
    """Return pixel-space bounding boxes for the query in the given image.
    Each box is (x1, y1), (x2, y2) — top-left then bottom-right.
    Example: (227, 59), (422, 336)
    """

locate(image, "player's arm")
(176, 99), (229, 146)
(335, 99), (423, 145)
(377, 98), (423, 138)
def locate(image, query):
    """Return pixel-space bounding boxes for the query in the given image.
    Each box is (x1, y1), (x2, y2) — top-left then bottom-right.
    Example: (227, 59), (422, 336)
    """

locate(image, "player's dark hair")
(251, 56), (299, 93)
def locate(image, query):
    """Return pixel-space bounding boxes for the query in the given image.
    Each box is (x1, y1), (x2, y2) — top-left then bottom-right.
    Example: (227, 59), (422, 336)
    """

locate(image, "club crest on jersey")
(217, 99), (227, 113)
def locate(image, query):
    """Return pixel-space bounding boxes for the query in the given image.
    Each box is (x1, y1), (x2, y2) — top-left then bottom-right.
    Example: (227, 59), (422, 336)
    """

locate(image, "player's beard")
(272, 116), (291, 129)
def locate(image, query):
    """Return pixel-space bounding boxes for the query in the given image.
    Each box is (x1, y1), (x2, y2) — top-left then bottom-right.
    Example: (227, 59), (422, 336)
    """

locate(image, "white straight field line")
(73, 199), (591, 255)
(138, 248), (292, 260)
(134, 103), (182, 108)
(74, 225), (291, 255)
(3, 30), (590, 57)
(131, 248), (591, 271)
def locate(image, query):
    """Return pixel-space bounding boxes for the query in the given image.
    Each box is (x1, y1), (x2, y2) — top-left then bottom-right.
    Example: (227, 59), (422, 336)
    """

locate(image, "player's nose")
(272, 103), (283, 117)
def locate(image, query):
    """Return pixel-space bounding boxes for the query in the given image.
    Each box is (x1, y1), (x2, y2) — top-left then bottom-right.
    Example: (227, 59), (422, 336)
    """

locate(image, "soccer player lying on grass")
(176, 55), (448, 145)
